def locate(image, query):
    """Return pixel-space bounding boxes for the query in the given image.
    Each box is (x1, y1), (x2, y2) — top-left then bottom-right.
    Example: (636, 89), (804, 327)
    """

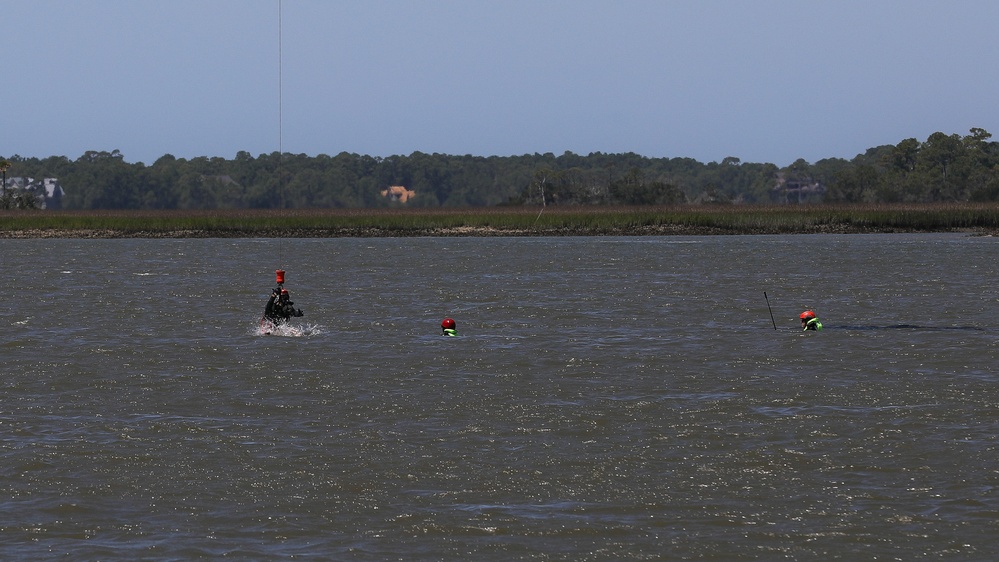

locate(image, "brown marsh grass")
(2, 203), (999, 237)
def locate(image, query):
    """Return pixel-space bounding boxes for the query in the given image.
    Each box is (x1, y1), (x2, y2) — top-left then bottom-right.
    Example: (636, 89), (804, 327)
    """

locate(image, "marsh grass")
(2, 203), (999, 237)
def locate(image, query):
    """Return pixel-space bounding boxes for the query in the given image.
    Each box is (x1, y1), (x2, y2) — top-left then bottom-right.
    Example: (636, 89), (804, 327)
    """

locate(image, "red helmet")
(441, 318), (456, 330)
(281, 289), (289, 294)
(800, 310), (816, 320)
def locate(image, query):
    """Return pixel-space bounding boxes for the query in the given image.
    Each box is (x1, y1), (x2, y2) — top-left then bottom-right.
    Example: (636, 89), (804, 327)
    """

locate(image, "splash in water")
(254, 320), (323, 337)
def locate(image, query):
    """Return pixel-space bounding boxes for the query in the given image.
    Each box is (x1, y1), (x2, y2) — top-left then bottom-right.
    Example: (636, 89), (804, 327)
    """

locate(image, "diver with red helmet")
(800, 310), (822, 331)
(264, 285), (304, 326)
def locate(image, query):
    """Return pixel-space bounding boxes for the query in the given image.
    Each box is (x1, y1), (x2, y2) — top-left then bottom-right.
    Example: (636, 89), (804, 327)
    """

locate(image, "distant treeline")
(2, 128), (997, 210)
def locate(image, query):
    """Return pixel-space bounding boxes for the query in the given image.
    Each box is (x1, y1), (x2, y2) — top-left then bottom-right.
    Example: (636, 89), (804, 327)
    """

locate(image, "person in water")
(441, 317), (457, 336)
(264, 287), (304, 325)
(277, 288), (304, 321)
(800, 310), (822, 331)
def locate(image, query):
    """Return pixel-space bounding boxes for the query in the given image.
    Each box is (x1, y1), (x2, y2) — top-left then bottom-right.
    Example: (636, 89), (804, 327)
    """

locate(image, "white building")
(3, 177), (64, 209)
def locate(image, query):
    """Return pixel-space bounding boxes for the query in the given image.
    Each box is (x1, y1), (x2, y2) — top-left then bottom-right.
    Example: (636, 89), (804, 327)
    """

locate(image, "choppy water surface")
(2, 234), (998, 560)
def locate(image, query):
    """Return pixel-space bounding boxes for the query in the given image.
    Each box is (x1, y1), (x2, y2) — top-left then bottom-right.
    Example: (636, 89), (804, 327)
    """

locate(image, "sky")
(4, 0), (999, 167)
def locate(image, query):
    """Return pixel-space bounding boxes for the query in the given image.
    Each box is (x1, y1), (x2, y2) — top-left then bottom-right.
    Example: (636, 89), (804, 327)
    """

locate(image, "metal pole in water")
(764, 291), (777, 330)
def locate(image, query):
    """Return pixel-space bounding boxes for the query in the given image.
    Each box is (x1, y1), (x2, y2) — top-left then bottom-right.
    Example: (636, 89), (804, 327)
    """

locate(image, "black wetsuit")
(263, 292), (304, 325)
(263, 295), (283, 324)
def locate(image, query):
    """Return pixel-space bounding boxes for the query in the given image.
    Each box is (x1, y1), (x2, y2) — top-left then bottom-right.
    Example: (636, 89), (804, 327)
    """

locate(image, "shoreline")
(1, 225), (994, 238)
(4, 204), (999, 238)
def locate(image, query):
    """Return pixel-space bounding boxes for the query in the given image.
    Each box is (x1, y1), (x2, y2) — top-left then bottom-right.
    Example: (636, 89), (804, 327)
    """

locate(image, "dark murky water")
(2, 234), (998, 559)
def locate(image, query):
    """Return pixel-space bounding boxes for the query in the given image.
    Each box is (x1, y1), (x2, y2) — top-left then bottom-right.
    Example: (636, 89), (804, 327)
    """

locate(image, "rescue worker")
(800, 310), (822, 331)
(278, 288), (304, 320)
(264, 287), (304, 326)
(441, 317), (457, 336)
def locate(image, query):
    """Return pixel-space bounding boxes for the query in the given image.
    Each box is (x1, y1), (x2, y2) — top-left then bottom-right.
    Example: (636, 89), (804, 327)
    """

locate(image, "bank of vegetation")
(2, 128), (999, 212)
(2, 204), (998, 238)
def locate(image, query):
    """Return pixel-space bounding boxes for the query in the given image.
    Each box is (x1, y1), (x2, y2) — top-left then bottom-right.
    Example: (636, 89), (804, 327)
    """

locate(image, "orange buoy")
(275, 269), (286, 284)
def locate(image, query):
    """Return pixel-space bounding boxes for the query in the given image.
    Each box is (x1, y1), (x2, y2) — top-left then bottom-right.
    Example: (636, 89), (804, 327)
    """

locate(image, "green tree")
(915, 132), (965, 201)
(828, 164), (880, 203)
(0, 158), (10, 197)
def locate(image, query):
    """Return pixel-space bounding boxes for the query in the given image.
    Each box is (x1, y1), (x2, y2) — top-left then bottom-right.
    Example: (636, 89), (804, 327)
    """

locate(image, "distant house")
(773, 172), (824, 204)
(4, 176), (31, 190)
(3, 177), (64, 209)
(43, 178), (64, 209)
(380, 185), (416, 203)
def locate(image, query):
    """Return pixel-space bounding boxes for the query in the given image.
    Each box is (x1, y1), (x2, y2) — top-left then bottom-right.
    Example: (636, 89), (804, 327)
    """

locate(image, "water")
(2, 234), (998, 560)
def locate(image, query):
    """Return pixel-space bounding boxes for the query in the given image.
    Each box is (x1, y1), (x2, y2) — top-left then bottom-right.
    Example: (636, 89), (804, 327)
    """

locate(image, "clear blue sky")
(4, 0), (998, 167)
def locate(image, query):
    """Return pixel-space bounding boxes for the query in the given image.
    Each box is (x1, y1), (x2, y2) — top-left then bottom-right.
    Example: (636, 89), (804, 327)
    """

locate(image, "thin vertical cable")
(278, 0), (283, 157)
(278, 0), (283, 203)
